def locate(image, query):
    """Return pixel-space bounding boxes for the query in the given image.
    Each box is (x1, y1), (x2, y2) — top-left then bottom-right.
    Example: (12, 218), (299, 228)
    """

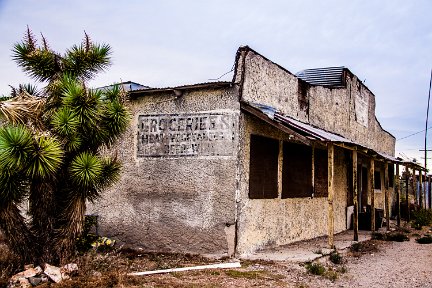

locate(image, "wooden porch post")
(384, 162), (390, 231)
(328, 143), (335, 248)
(396, 163), (401, 226)
(420, 171), (423, 209)
(353, 149), (358, 241)
(370, 159), (375, 231)
(406, 166), (410, 221)
(428, 176), (432, 209)
(413, 169), (417, 206)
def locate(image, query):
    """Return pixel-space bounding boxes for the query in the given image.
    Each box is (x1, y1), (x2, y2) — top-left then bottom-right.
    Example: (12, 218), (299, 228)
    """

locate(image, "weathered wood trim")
(384, 162), (390, 231)
(370, 159), (375, 231)
(353, 149), (359, 241)
(396, 164), (401, 226)
(328, 143), (335, 248)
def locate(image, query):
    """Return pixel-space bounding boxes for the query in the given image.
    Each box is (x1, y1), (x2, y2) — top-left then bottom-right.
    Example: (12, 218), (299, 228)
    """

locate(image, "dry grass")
(0, 244), (287, 288)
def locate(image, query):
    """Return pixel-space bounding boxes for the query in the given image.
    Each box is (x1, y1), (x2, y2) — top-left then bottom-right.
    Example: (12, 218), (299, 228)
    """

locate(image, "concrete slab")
(244, 230), (372, 262)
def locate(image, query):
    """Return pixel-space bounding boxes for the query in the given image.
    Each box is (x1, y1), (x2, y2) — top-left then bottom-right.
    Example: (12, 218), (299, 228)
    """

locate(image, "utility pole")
(424, 69), (432, 208)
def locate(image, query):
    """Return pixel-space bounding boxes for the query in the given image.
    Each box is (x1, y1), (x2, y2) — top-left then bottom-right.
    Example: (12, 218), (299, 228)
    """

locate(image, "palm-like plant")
(0, 28), (129, 265)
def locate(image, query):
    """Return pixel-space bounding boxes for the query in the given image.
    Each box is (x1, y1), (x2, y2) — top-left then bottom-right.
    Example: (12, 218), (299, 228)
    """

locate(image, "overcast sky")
(0, 0), (431, 166)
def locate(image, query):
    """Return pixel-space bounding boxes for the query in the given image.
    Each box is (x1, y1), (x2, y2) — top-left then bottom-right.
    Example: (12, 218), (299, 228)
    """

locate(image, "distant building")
(88, 46), (403, 257)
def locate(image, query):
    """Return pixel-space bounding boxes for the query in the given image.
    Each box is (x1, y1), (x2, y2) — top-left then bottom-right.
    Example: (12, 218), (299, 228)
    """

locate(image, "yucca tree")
(0, 28), (129, 265)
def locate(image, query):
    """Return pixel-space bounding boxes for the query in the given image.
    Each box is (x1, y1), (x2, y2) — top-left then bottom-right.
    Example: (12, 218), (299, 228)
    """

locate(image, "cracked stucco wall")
(238, 49), (395, 156)
(235, 114), (349, 255)
(87, 86), (240, 257)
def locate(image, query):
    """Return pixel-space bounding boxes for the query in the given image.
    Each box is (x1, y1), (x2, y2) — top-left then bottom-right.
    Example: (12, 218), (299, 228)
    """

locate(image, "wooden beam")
(328, 143), (335, 248)
(428, 176), (432, 209)
(396, 164), (401, 227)
(420, 171), (423, 209)
(240, 103), (311, 145)
(353, 149), (359, 241)
(406, 165), (410, 221)
(413, 169), (417, 206)
(370, 159), (375, 231)
(384, 162), (390, 231)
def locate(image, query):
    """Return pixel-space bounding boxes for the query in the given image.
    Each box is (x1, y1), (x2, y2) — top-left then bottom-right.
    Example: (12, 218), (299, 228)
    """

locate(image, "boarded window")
(282, 142), (312, 198)
(249, 134), (279, 199)
(374, 170), (381, 190)
(388, 164), (394, 188)
(314, 148), (328, 197)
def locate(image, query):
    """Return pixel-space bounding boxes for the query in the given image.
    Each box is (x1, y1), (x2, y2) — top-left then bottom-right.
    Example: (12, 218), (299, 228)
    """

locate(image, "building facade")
(88, 46), (397, 257)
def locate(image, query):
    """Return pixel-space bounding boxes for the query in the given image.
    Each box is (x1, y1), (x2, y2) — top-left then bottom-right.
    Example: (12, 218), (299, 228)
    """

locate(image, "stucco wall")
(236, 114), (348, 256)
(87, 86), (240, 256)
(237, 48), (395, 156)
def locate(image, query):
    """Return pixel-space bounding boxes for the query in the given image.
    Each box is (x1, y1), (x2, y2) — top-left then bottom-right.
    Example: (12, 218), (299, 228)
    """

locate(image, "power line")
(397, 126), (432, 141)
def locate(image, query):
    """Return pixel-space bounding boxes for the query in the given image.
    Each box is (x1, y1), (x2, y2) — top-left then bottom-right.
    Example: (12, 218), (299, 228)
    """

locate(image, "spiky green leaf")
(0, 125), (33, 170)
(27, 136), (63, 178)
(70, 152), (102, 189)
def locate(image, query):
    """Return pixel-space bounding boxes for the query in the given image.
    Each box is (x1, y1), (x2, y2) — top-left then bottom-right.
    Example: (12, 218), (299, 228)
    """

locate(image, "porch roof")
(241, 101), (424, 170)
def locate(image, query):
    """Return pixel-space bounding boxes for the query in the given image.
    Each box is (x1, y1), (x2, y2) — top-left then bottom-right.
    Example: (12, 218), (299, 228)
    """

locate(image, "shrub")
(329, 251), (343, 264)
(415, 235), (432, 244)
(411, 209), (432, 229)
(372, 232), (409, 242)
(305, 263), (326, 275)
(386, 232), (409, 242)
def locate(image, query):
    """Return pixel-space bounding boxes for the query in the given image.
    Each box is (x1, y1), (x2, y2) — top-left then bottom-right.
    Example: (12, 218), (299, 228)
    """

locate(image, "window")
(282, 142), (312, 198)
(314, 148), (328, 197)
(249, 134), (279, 199)
(388, 164), (394, 188)
(374, 170), (381, 190)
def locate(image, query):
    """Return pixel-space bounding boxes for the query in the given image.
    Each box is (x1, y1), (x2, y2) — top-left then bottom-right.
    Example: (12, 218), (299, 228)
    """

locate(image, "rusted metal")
(240, 103), (311, 145)
(353, 149), (358, 241)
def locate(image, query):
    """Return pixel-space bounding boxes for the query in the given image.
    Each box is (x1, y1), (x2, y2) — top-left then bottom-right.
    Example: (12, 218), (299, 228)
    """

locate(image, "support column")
(328, 143), (334, 248)
(370, 159), (375, 231)
(428, 176), (432, 209)
(396, 164), (401, 226)
(420, 171), (423, 209)
(385, 162), (390, 231)
(412, 169), (417, 206)
(406, 166), (410, 221)
(353, 149), (358, 241)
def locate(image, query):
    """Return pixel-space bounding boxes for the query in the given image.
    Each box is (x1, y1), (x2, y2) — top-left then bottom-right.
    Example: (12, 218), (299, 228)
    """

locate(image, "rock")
(18, 278), (32, 288)
(27, 277), (42, 286)
(10, 266), (43, 283)
(23, 266), (42, 278)
(92, 271), (102, 277)
(23, 264), (34, 270)
(7, 277), (32, 288)
(61, 263), (78, 275)
(44, 263), (69, 283)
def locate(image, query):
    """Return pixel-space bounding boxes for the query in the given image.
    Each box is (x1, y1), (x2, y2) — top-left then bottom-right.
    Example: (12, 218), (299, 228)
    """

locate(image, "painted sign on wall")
(355, 93), (368, 127)
(137, 112), (238, 157)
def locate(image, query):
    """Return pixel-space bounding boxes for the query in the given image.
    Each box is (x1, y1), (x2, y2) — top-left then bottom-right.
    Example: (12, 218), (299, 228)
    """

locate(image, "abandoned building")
(88, 46), (426, 257)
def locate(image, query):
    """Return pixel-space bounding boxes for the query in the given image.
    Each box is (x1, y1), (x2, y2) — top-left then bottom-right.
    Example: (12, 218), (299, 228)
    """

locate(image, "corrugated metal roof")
(243, 101), (403, 164)
(129, 81), (232, 94)
(97, 81), (150, 92)
(274, 114), (354, 144)
(296, 67), (345, 87)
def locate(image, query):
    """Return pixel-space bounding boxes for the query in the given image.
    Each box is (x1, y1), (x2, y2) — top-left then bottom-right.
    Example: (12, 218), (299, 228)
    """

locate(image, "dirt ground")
(1, 224), (432, 288)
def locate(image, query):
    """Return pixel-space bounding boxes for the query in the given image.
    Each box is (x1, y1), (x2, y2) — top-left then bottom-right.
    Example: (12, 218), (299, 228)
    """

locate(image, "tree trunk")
(0, 203), (36, 265)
